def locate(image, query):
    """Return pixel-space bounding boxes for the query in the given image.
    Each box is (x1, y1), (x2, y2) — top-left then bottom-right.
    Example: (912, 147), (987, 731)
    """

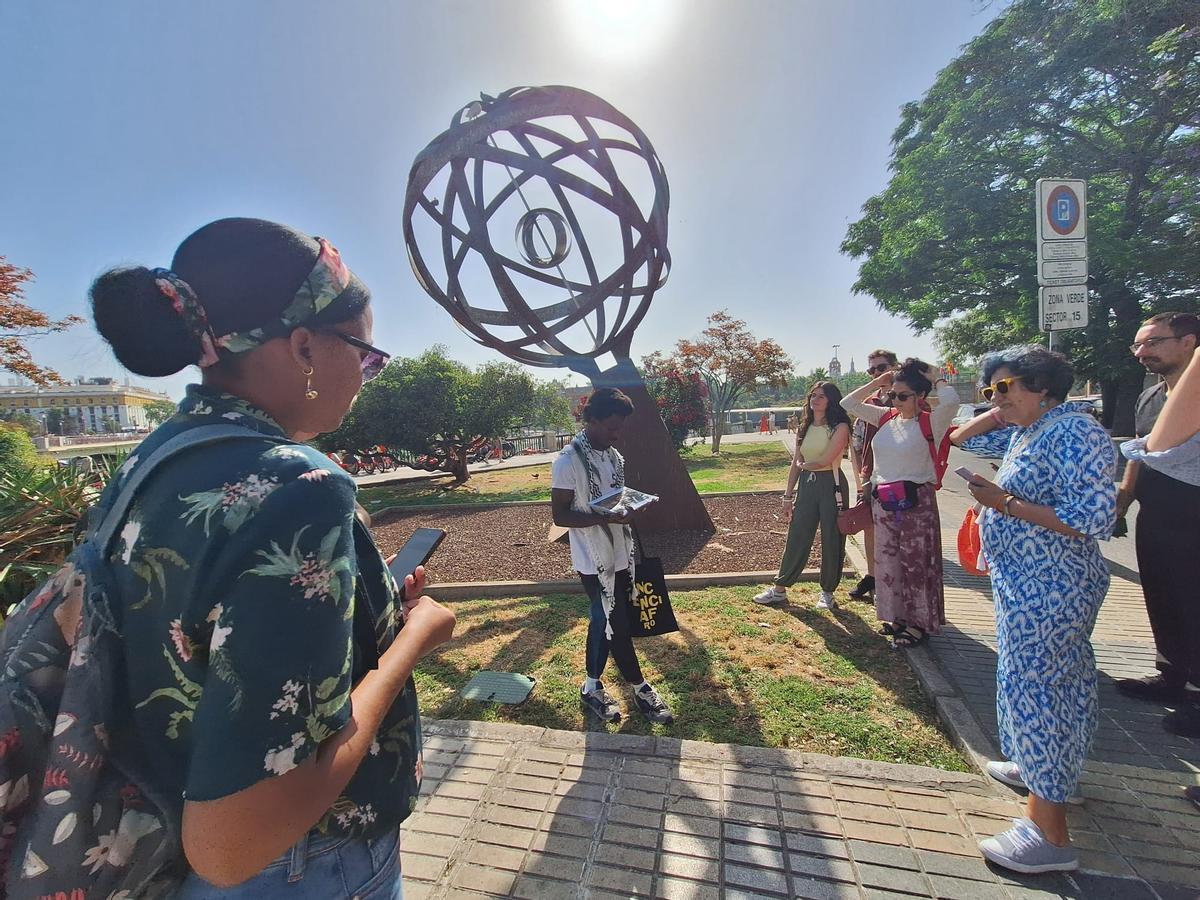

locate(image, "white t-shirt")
(550, 446), (632, 575)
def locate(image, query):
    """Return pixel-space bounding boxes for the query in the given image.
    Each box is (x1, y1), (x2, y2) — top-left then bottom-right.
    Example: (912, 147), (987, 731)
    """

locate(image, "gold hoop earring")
(303, 366), (319, 400)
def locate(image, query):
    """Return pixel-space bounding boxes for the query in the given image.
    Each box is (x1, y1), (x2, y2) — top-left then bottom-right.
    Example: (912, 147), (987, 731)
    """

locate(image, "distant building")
(0, 377), (173, 433)
(828, 352), (842, 379)
(848, 357), (857, 375)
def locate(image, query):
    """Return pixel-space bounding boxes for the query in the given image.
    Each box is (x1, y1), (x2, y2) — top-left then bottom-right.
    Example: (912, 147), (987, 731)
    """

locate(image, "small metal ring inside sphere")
(515, 208), (572, 269)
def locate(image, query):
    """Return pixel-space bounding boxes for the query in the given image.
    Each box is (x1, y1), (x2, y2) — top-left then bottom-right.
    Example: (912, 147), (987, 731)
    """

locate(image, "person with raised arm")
(840, 359), (958, 649)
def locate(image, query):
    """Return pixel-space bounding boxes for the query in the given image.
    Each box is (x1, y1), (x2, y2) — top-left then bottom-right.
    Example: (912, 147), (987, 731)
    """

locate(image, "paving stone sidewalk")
(913, 561), (1200, 896)
(397, 719), (1192, 899)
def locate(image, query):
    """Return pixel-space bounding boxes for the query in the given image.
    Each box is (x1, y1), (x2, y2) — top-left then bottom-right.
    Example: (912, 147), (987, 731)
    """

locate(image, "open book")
(589, 486), (659, 515)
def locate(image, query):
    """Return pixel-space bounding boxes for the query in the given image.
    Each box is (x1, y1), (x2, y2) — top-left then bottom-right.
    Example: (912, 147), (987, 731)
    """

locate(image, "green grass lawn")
(413, 581), (968, 771)
(359, 442), (790, 514)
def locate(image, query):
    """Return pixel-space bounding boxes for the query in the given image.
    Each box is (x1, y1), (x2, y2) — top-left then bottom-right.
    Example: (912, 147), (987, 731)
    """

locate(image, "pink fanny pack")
(874, 480), (919, 513)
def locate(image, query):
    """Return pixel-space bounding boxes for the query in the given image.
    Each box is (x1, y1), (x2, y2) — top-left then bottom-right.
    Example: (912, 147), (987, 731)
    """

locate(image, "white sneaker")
(815, 591), (837, 610)
(979, 817), (1078, 874)
(753, 586), (786, 605)
(986, 760), (1085, 805)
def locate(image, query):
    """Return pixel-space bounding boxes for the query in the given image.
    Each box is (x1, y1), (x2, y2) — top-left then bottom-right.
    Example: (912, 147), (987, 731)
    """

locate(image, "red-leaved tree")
(655, 310), (791, 454)
(1, 258), (82, 386)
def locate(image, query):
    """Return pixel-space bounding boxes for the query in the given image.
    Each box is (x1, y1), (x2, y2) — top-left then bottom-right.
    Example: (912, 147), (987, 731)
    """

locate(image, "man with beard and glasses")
(1114, 312), (1200, 737)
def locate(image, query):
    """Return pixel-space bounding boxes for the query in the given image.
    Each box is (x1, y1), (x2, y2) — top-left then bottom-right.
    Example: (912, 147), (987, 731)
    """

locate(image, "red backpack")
(878, 409), (953, 489)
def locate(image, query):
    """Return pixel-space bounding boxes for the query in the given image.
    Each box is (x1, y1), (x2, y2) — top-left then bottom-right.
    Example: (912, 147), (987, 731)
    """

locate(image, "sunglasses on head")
(885, 390), (915, 402)
(332, 332), (391, 382)
(981, 375), (1022, 401)
(867, 363), (892, 375)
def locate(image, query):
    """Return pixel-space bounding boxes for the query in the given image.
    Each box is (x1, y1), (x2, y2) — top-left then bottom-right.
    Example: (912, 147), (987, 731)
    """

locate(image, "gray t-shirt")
(1134, 381), (1167, 438)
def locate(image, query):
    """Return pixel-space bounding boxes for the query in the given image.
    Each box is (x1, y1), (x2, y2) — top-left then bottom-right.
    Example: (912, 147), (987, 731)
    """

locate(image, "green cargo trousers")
(775, 469), (844, 593)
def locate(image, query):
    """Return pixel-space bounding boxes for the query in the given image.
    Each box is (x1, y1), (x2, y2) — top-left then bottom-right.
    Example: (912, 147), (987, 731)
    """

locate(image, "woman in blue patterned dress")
(950, 346), (1115, 874)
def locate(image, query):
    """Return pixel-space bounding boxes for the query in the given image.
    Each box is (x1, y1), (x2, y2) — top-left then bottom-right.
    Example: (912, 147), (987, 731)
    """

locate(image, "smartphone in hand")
(388, 528), (447, 598)
(954, 465), (977, 483)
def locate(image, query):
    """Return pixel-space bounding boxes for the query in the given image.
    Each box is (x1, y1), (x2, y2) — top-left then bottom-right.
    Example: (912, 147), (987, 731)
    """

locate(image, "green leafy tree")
(656, 311), (791, 454)
(841, 0), (1200, 434)
(0, 411), (41, 438)
(0, 424), (42, 474)
(318, 347), (542, 482)
(529, 380), (575, 433)
(144, 399), (177, 427)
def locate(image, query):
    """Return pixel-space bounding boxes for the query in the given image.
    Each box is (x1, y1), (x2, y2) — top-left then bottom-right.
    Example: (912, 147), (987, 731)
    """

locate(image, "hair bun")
(91, 266), (202, 376)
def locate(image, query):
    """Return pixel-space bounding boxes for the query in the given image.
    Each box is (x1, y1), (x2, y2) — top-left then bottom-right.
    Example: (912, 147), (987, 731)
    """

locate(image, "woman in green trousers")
(755, 382), (851, 609)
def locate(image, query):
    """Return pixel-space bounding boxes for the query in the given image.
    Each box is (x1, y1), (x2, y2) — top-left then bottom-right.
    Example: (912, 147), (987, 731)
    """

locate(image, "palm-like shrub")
(0, 455), (123, 610)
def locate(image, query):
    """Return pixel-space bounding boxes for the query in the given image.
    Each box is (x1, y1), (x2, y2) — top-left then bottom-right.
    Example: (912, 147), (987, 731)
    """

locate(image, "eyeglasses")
(333, 332), (391, 382)
(867, 363), (892, 375)
(1129, 335), (1182, 354)
(885, 390), (915, 402)
(981, 375), (1022, 401)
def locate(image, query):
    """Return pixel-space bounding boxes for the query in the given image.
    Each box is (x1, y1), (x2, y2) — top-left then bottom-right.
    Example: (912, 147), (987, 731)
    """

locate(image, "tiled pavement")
(394, 444), (1198, 897)
(921, 564), (1200, 895)
(399, 720), (1195, 899)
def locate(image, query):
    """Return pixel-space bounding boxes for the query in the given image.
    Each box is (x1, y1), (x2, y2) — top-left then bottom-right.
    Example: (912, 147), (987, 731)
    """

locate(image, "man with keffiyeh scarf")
(550, 389), (675, 725)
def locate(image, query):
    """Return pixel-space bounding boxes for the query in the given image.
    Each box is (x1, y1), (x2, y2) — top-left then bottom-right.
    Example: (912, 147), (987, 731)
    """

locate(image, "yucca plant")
(0, 454), (125, 611)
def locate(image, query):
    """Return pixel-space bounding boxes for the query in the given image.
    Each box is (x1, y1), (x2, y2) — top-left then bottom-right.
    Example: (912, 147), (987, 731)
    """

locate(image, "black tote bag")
(628, 524), (679, 637)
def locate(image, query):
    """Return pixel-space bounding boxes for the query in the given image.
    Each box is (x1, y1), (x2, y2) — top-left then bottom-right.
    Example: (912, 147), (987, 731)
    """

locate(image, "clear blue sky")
(1, 1), (1002, 400)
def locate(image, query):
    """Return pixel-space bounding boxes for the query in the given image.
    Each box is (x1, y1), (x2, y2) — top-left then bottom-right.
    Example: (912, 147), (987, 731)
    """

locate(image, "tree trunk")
(711, 417), (725, 455)
(1112, 368), (1146, 438)
(1099, 378), (1118, 431)
(448, 444), (470, 483)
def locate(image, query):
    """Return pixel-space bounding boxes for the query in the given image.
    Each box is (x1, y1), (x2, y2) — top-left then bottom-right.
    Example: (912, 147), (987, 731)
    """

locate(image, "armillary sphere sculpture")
(404, 85), (712, 532)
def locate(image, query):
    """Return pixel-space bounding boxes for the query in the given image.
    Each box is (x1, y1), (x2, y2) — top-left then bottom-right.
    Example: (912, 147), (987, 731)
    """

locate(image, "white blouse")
(841, 382), (959, 485)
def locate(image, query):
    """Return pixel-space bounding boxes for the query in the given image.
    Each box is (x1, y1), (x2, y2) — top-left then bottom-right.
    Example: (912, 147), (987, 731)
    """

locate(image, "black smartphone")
(388, 527), (447, 597)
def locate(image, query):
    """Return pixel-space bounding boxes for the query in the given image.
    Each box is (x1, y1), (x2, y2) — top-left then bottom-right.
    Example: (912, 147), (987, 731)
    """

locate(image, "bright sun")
(560, 0), (680, 63)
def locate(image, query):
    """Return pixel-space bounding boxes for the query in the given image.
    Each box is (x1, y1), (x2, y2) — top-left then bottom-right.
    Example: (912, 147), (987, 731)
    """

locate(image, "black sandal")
(878, 622), (901, 637)
(890, 627), (927, 650)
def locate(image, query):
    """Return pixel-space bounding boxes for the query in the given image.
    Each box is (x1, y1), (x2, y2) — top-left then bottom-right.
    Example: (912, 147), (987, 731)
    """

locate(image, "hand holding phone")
(954, 465), (978, 483)
(388, 528), (447, 600)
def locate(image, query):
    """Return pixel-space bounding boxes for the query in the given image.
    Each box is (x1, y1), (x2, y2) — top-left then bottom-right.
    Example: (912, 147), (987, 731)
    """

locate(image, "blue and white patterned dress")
(962, 405), (1116, 802)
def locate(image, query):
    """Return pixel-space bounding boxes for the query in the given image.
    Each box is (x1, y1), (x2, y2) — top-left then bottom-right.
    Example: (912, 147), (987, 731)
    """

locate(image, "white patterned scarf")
(567, 430), (636, 639)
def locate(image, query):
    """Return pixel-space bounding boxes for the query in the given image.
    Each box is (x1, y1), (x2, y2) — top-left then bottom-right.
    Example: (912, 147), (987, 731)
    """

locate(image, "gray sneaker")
(978, 817), (1078, 874)
(753, 586), (786, 605)
(581, 684), (621, 722)
(985, 760), (1084, 805)
(633, 684), (675, 725)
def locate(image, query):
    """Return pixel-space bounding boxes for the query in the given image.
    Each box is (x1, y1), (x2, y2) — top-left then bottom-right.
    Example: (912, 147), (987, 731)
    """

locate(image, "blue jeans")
(174, 826), (402, 899)
(582, 570), (643, 684)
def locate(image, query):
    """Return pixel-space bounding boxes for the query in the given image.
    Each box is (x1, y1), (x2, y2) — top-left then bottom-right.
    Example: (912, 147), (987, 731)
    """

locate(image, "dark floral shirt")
(105, 385), (420, 837)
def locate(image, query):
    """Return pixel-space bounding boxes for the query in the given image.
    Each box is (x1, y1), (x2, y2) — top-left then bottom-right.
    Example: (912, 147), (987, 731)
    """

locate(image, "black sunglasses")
(885, 390), (915, 402)
(332, 333), (391, 382)
(868, 363), (892, 375)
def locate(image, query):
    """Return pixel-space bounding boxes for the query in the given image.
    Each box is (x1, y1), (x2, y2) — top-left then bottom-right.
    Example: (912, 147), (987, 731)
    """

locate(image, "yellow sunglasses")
(982, 375), (1023, 401)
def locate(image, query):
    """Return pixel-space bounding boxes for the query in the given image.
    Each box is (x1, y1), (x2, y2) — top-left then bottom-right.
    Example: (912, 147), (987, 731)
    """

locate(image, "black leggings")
(582, 570), (644, 684)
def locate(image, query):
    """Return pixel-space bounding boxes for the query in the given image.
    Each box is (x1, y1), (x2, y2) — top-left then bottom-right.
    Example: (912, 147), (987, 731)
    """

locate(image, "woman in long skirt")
(841, 359), (958, 648)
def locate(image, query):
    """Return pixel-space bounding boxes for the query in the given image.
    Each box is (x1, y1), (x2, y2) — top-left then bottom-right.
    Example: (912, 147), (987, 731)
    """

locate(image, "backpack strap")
(92, 424), (290, 555)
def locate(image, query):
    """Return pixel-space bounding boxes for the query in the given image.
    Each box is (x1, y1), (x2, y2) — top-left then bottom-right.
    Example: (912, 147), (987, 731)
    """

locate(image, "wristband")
(1003, 494), (1015, 516)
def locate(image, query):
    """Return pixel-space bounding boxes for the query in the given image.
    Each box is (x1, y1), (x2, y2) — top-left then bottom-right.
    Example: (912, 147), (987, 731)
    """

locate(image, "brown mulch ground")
(370, 493), (824, 583)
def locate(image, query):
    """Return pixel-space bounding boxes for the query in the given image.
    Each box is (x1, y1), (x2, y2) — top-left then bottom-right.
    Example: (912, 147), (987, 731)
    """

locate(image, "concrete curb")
(430, 568), (856, 601)
(368, 487), (788, 519)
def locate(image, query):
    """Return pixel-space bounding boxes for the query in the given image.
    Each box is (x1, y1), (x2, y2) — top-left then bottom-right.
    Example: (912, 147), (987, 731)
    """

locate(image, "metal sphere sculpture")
(403, 85), (670, 374)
